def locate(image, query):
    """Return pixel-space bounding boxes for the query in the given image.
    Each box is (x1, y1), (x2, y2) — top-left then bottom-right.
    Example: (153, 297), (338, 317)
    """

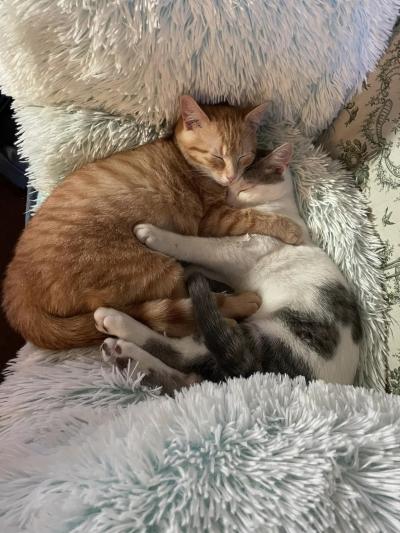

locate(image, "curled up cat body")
(95, 143), (362, 393)
(3, 97), (303, 350)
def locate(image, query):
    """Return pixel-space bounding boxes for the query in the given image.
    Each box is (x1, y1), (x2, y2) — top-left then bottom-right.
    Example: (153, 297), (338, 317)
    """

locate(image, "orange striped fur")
(3, 97), (301, 350)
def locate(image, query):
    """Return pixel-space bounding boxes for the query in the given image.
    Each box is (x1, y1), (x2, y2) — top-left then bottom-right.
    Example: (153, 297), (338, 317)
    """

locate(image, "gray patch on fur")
(319, 282), (363, 343)
(143, 340), (182, 370)
(255, 330), (314, 381)
(277, 309), (339, 360)
(143, 339), (207, 376)
(229, 324), (314, 381)
(276, 282), (362, 360)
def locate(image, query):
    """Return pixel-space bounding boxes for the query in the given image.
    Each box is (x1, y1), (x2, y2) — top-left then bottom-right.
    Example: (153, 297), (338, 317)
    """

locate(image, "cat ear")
(180, 96), (210, 130)
(264, 143), (293, 174)
(245, 102), (269, 130)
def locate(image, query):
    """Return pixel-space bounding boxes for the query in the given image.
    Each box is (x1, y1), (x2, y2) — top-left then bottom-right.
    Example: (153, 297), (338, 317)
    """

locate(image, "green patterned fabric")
(322, 23), (400, 392)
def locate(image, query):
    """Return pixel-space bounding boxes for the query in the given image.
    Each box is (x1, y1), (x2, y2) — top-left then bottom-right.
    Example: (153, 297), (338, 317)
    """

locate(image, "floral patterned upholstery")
(322, 23), (400, 392)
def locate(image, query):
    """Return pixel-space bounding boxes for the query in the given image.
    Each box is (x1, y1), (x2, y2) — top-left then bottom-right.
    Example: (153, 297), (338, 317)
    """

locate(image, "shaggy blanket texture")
(1, 346), (400, 533)
(0, 0), (399, 200)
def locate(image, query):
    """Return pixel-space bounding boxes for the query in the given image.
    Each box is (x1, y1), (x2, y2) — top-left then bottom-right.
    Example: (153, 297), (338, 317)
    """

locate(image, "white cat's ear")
(180, 96), (210, 130)
(264, 143), (293, 174)
(245, 102), (269, 129)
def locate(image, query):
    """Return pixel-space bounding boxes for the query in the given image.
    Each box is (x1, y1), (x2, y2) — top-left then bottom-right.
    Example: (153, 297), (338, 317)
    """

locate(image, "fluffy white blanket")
(1, 345), (400, 532)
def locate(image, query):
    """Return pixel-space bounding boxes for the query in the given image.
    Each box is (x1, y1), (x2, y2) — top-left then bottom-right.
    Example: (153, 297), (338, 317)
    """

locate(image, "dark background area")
(0, 92), (27, 378)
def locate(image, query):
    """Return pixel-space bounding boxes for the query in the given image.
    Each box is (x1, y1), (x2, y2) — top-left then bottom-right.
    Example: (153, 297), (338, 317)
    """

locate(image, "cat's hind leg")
(101, 337), (201, 395)
(94, 307), (209, 372)
(95, 307), (157, 344)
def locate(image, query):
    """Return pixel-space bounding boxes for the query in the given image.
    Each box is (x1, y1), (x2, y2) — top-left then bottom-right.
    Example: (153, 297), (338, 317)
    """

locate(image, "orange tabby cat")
(3, 96), (302, 350)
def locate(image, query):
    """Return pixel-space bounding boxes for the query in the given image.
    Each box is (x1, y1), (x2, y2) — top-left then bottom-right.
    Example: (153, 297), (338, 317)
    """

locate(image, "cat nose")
(226, 176), (236, 184)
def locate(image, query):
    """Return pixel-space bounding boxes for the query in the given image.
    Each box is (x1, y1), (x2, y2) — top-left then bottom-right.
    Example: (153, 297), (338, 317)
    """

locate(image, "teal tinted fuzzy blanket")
(1, 348), (400, 532)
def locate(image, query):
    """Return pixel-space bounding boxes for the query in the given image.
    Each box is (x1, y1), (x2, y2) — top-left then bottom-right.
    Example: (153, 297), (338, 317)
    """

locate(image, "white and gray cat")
(94, 143), (362, 394)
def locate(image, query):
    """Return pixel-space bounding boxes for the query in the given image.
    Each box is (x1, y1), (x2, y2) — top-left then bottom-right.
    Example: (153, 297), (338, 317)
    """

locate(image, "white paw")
(94, 307), (120, 334)
(134, 224), (160, 249)
(100, 337), (121, 364)
(100, 338), (139, 372)
(94, 307), (133, 339)
(95, 307), (151, 344)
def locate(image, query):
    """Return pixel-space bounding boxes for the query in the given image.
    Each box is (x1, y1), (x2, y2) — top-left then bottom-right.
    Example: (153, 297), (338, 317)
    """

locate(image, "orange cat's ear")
(245, 102), (269, 130)
(263, 143), (293, 174)
(180, 96), (210, 130)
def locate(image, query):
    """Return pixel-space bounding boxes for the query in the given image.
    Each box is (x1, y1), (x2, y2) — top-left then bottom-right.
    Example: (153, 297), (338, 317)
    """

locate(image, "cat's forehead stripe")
(203, 105), (247, 154)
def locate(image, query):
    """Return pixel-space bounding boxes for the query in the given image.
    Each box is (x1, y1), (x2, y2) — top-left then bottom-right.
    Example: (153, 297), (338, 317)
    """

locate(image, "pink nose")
(226, 176), (236, 184)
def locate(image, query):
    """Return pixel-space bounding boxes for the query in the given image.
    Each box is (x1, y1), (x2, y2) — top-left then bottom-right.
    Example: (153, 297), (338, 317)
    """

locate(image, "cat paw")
(222, 291), (262, 319)
(134, 224), (161, 249)
(101, 337), (144, 363)
(94, 307), (134, 340)
(240, 291), (262, 311)
(278, 218), (304, 245)
(101, 338), (140, 372)
(101, 337), (122, 364)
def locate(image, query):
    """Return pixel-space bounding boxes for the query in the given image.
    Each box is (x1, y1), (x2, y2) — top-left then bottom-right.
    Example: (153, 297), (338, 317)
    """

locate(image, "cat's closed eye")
(238, 152), (255, 166)
(211, 155), (226, 169)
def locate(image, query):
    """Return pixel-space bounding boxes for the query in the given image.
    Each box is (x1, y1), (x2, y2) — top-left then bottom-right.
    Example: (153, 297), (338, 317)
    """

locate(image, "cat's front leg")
(200, 205), (304, 245)
(135, 223), (243, 272)
(135, 224), (186, 259)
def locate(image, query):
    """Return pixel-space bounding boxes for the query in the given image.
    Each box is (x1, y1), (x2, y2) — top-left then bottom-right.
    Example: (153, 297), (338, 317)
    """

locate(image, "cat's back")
(46, 138), (193, 207)
(261, 243), (341, 282)
(24, 138), (202, 236)
(244, 241), (347, 315)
